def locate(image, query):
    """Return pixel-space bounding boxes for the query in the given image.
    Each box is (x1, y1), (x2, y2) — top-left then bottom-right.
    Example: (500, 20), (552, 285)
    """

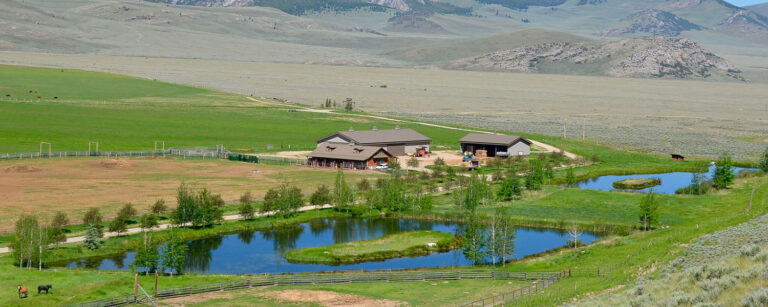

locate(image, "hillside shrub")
(740, 245), (760, 257)
(741, 288), (768, 307)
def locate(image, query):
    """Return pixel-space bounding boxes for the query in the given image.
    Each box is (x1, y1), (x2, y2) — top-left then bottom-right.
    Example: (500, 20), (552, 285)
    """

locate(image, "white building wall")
(508, 142), (530, 156)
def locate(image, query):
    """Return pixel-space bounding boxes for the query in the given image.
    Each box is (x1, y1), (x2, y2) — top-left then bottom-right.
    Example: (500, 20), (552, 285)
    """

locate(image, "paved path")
(245, 97), (578, 159)
(0, 204), (333, 254)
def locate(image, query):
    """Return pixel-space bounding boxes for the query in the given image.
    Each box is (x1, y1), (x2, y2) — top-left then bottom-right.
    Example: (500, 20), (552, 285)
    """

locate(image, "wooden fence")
(458, 274), (561, 307)
(65, 270), (559, 307)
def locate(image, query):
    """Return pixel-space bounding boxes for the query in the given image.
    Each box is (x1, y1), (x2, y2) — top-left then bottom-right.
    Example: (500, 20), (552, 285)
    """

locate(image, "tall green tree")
(565, 167), (577, 187)
(497, 172), (522, 201)
(108, 217), (127, 237)
(140, 214), (159, 230)
(462, 214), (488, 265)
(488, 207), (516, 266)
(82, 207), (104, 237)
(239, 202), (255, 220)
(131, 232), (159, 274)
(50, 211), (69, 248)
(150, 199), (167, 215)
(639, 189), (660, 231)
(117, 203), (138, 221)
(333, 169), (355, 211)
(759, 146), (768, 173)
(274, 184), (304, 218)
(713, 153), (735, 189)
(688, 162), (710, 195)
(162, 231), (188, 277)
(525, 159), (545, 190)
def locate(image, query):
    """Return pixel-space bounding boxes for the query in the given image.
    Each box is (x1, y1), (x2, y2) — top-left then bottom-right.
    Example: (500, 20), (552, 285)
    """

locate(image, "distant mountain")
(444, 37), (744, 80)
(748, 3), (768, 17)
(716, 9), (768, 36)
(602, 9), (704, 37)
(147, 0), (469, 15)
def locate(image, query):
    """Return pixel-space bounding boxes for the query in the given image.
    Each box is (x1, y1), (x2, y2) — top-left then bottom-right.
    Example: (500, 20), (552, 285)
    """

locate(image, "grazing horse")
(38, 285), (53, 294)
(17, 286), (28, 298)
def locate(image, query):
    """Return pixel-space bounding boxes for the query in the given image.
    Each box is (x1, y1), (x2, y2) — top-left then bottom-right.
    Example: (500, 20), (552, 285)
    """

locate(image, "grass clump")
(285, 231), (461, 265)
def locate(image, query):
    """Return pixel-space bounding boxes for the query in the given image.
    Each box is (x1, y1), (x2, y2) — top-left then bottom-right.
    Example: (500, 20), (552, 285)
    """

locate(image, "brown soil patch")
(0, 157), (359, 232)
(162, 291), (234, 305)
(98, 159), (133, 169)
(261, 290), (408, 307)
(4, 165), (41, 173)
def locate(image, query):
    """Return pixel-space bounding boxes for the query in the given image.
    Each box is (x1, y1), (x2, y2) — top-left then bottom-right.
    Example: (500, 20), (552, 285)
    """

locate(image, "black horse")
(37, 285), (52, 294)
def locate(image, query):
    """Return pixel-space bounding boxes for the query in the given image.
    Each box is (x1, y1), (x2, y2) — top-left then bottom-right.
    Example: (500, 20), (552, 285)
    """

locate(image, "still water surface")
(574, 165), (756, 194)
(60, 218), (601, 274)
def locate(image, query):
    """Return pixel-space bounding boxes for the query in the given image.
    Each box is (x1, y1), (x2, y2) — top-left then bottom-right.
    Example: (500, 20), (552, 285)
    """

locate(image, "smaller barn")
(459, 133), (531, 157)
(671, 153), (685, 161)
(308, 143), (393, 169)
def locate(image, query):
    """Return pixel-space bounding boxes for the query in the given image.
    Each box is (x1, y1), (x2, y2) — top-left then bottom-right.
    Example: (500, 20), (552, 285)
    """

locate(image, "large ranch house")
(315, 126), (431, 156)
(459, 133), (531, 157)
(307, 143), (393, 169)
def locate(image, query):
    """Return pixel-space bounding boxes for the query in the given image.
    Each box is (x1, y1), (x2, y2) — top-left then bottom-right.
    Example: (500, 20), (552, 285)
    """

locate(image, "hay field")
(0, 157), (378, 232)
(3, 52), (766, 159)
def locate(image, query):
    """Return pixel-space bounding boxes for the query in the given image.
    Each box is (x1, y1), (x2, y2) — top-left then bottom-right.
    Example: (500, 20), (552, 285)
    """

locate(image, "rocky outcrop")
(446, 37), (744, 80)
(602, 9), (703, 37)
(370, 0), (413, 11)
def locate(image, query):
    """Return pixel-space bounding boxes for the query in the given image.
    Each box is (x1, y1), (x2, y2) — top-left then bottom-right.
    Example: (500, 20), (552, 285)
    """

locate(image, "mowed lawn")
(0, 65), (468, 153)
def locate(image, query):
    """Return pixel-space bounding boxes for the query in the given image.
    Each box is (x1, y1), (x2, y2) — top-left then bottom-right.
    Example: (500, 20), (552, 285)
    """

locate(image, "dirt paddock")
(261, 289), (408, 307)
(0, 157), (378, 232)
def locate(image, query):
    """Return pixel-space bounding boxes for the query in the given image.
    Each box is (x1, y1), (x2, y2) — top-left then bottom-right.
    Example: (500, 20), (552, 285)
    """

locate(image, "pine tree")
(83, 224), (102, 250)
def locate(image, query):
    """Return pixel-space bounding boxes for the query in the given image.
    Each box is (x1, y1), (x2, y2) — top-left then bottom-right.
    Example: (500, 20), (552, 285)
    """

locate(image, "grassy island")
(285, 231), (461, 265)
(612, 178), (662, 190)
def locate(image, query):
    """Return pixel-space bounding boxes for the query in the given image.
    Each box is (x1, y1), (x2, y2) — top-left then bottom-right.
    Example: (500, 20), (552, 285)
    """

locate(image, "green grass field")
(285, 230), (458, 264)
(0, 65), (469, 153)
(2, 64), (768, 307)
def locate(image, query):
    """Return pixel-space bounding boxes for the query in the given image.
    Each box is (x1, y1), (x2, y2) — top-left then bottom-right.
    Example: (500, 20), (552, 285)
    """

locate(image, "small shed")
(671, 153), (685, 161)
(308, 143), (393, 169)
(459, 133), (531, 157)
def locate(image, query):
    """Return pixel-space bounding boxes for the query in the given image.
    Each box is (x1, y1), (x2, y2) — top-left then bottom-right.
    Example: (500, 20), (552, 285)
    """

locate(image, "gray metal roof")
(318, 128), (431, 145)
(458, 133), (531, 146)
(308, 143), (392, 161)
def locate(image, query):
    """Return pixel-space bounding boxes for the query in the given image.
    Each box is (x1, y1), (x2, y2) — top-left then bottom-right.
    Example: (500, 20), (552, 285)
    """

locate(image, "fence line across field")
(65, 269), (560, 307)
(0, 149), (307, 166)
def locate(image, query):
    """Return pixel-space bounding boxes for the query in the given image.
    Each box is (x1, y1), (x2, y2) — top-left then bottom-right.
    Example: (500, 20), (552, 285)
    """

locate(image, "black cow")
(37, 285), (52, 294)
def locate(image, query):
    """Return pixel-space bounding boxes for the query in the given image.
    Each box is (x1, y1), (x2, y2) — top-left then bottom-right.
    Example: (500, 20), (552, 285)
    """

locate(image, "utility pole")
(582, 118), (586, 141)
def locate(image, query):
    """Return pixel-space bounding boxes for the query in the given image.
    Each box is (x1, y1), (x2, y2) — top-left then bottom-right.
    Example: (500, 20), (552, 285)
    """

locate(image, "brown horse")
(17, 286), (28, 298)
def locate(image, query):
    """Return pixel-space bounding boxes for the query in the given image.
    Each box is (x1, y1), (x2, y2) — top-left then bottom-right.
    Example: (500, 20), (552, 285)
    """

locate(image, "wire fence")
(65, 269), (559, 307)
(0, 149), (226, 160)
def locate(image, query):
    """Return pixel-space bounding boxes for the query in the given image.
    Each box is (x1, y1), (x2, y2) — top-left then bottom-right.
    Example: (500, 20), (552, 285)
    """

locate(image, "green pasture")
(0, 65), (468, 153)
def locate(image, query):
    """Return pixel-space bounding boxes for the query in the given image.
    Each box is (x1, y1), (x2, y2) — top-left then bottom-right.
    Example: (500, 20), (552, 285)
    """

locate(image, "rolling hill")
(1, 0), (767, 81)
(748, 2), (768, 16)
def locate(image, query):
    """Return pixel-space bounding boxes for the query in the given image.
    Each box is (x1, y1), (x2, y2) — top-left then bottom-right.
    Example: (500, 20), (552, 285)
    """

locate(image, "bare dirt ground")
(0, 157), (372, 232)
(262, 289), (408, 307)
(3, 52), (765, 159)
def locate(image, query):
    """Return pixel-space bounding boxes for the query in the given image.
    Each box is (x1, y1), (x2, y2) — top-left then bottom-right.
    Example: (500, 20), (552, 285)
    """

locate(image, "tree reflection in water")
(261, 225), (303, 255)
(185, 236), (222, 273)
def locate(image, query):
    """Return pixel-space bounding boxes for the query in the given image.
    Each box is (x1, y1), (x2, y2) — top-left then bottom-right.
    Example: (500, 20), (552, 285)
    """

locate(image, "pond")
(57, 218), (601, 274)
(574, 165), (756, 194)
